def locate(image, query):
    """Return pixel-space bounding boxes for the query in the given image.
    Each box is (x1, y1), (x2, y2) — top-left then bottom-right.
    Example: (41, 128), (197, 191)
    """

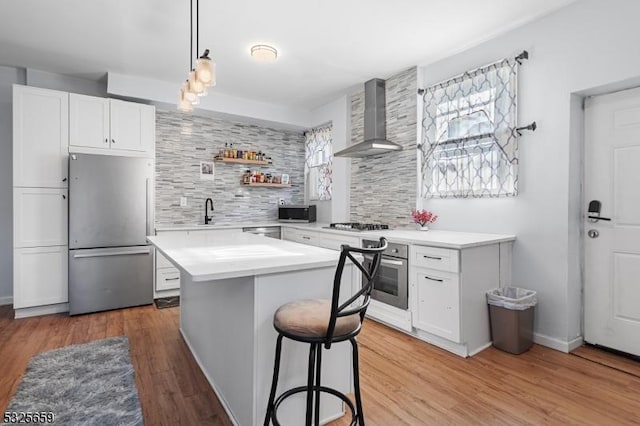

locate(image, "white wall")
(418, 0), (640, 345)
(107, 72), (312, 129)
(26, 69), (106, 97)
(308, 95), (350, 223)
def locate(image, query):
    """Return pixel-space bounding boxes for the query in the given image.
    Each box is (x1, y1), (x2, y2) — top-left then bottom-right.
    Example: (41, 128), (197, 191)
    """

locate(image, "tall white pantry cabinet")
(13, 86), (69, 316)
(12, 85), (155, 318)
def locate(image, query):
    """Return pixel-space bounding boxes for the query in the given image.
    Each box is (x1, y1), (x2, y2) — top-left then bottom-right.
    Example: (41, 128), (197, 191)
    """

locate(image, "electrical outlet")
(180, 196), (188, 207)
(278, 198), (285, 206)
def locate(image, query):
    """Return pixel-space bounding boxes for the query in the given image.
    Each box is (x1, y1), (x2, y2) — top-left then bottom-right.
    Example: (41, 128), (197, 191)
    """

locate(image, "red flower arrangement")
(411, 209), (438, 226)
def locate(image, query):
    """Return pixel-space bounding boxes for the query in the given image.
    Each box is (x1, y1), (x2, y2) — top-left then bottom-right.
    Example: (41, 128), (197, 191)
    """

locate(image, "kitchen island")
(148, 231), (354, 426)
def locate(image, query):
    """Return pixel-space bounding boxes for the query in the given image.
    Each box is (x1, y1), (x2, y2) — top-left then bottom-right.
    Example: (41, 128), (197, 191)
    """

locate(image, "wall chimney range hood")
(334, 78), (403, 158)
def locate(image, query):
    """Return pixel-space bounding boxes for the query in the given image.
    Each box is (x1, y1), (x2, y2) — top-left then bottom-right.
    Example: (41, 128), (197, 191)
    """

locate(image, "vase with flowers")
(411, 209), (438, 231)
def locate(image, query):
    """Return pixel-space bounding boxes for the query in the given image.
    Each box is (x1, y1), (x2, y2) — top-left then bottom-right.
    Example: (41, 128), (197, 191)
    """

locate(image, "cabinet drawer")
(156, 251), (174, 268)
(156, 268), (180, 291)
(282, 228), (322, 247)
(411, 246), (459, 273)
(411, 268), (460, 342)
(318, 234), (360, 251)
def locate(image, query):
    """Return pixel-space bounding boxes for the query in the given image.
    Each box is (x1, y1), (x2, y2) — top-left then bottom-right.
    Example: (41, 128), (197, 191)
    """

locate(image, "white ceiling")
(0, 0), (577, 109)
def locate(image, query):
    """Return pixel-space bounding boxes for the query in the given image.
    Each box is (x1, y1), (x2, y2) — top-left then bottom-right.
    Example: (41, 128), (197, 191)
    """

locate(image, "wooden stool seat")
(274, 299), (361, 339)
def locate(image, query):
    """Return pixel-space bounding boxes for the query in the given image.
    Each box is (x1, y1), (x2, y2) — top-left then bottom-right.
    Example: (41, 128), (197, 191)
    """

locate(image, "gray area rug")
(2, 336), (143, 426)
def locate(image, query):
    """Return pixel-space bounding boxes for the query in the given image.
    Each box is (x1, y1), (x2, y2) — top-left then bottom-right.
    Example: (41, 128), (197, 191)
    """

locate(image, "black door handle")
(587, 215), (611, 221)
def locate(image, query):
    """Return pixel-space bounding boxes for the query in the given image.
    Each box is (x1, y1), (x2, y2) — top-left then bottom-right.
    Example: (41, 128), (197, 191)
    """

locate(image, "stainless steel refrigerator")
(68, 153), (154, 315)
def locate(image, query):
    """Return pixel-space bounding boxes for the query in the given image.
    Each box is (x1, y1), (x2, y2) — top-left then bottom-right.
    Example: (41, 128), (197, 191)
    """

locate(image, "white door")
(13, 85), (69, 187)
(69, 93), (110, 149)
(13, 246), (68, 309)
(584, 87), (640, 356)
(109, 99), (155, 152)
(13, 188), (68, 248)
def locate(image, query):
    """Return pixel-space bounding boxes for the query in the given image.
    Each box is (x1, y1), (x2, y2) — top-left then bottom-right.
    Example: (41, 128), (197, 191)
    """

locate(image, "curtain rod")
(417, 50), (529, 95)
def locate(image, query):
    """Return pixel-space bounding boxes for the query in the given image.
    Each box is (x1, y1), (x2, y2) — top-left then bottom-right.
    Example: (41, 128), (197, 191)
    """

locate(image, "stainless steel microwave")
(278, 205), (316, 223)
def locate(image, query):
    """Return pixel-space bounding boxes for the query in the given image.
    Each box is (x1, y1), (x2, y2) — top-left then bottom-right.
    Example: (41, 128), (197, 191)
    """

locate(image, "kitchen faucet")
(205, 198), (214, 224)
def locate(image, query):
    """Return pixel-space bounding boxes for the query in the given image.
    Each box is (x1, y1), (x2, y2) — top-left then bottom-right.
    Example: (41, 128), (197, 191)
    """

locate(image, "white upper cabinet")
(69, 95), (155, 156)
(13, 85), (69, 188)
(110, 99), (155, 152)
(69, 93), (110, 149)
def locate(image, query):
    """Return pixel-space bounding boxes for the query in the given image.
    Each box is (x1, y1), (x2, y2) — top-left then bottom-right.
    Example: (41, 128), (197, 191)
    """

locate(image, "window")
(421, 58), (518, 198)
(305, 124), (332, 201)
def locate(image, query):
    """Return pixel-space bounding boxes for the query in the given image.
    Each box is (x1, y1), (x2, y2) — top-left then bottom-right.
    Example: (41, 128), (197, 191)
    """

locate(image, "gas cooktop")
(324, 222), (390, 232)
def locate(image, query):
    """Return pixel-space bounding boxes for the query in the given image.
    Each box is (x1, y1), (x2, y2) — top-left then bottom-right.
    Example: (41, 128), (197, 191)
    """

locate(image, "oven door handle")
(363, 256), (404, 267)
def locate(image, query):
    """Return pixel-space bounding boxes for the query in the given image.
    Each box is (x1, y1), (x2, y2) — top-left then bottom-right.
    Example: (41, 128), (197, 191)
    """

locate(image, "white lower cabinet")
(13, 246), (68, 309)
(14, 188), (68, 248)
(412, 269), (460, 342)
(156, 251), (180, 292)
(156, 265), (181, 292)
(409, 243), (506, 357)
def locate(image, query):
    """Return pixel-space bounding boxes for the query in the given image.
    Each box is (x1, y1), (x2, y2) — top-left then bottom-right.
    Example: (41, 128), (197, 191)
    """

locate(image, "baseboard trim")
(0, 296), (13, 306)
(534, 332), (584, 353)
(14, 303), (69, 319)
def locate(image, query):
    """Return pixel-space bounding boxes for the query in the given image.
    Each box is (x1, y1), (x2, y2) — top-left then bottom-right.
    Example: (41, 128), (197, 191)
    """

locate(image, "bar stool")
(264, 237), (388, 426)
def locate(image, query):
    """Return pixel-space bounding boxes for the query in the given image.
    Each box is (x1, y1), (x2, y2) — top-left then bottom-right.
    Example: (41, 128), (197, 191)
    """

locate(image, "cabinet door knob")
(112, 139), (115, 144)
(62, 194), (66, 200)
(62, 177), (67, 182)
(105, 138), (108, 144)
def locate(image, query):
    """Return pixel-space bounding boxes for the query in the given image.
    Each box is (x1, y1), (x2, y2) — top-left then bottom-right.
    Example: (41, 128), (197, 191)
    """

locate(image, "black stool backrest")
(325, 237), (388, 348)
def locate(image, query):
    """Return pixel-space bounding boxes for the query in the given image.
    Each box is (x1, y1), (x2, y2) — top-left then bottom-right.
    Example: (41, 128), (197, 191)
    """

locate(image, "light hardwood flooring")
(1, 304), (639, 425)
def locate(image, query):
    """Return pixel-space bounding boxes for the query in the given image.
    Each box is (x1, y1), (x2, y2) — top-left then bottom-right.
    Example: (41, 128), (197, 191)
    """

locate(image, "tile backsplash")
(155, 110), (305, 226)
(350, 67), (418, 228)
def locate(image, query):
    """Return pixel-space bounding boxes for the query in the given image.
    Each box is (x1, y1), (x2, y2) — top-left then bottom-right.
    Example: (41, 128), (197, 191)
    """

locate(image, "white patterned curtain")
(305, 124), (333, 201)
(421, 58), (518, 198)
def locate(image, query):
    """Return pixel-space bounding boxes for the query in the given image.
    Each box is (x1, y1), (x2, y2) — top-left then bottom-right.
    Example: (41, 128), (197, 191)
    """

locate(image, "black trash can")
(487, 287), (537, 354)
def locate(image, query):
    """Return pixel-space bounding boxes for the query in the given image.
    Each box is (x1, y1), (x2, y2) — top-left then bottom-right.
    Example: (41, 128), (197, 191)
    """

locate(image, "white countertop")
(155, 221), (515, 249)
(148, 231), (339, 282)
(280, 223), (515, 249)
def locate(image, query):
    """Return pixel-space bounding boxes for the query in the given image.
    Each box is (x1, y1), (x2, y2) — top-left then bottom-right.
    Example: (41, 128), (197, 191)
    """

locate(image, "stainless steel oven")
(362, 239), (408, 310)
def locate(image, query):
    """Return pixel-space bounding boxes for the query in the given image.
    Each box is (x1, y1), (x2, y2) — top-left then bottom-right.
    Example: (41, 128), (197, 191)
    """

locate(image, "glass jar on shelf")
(242, 169), (251, 184)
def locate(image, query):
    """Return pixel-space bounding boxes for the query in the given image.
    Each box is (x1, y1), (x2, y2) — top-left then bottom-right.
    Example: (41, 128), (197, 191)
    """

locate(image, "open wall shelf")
(241, 183), (291, 188)
(214, 158), (269, 165)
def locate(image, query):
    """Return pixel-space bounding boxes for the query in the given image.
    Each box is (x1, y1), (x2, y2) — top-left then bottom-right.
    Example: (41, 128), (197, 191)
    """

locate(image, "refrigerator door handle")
(146, 178), (152, 237)
(73, 249), (151, 259)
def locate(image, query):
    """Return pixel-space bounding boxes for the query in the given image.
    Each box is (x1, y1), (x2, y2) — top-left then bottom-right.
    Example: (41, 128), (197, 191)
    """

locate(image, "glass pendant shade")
(177, 89), (193, 112)
(196, 57), (215, 86)
(182, 81), (199, 104)
(188, 70), (205, 95)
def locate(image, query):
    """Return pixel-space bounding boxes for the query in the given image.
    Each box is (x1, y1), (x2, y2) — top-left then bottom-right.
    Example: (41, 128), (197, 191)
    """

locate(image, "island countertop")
(148, 231), (340, 282)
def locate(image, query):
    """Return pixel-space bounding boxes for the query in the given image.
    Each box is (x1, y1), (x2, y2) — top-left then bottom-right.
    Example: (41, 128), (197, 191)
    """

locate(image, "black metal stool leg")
(314, 344), (323, 426)
(306, 343), (317, 426)
(264, 334), (284, 426)
(350, 337), (365, 426)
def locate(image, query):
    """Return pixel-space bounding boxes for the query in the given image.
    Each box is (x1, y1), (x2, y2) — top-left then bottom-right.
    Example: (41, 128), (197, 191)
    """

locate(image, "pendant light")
(178, 89), (194, 112)
(196, 49), (216, 87)
(177, 0), (214, 111)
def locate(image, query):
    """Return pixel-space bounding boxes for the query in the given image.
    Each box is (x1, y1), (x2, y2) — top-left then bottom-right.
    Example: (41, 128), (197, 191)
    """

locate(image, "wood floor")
(2, 304), (640, 425)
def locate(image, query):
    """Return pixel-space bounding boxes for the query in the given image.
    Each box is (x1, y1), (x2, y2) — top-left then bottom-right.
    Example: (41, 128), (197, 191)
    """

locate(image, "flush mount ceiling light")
(178, 0), (216, 112)
(251, 45), (278, 63)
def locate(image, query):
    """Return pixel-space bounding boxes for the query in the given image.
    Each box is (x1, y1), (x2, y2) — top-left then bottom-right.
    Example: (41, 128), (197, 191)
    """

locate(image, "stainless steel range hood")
(334, 78), (403, 158)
